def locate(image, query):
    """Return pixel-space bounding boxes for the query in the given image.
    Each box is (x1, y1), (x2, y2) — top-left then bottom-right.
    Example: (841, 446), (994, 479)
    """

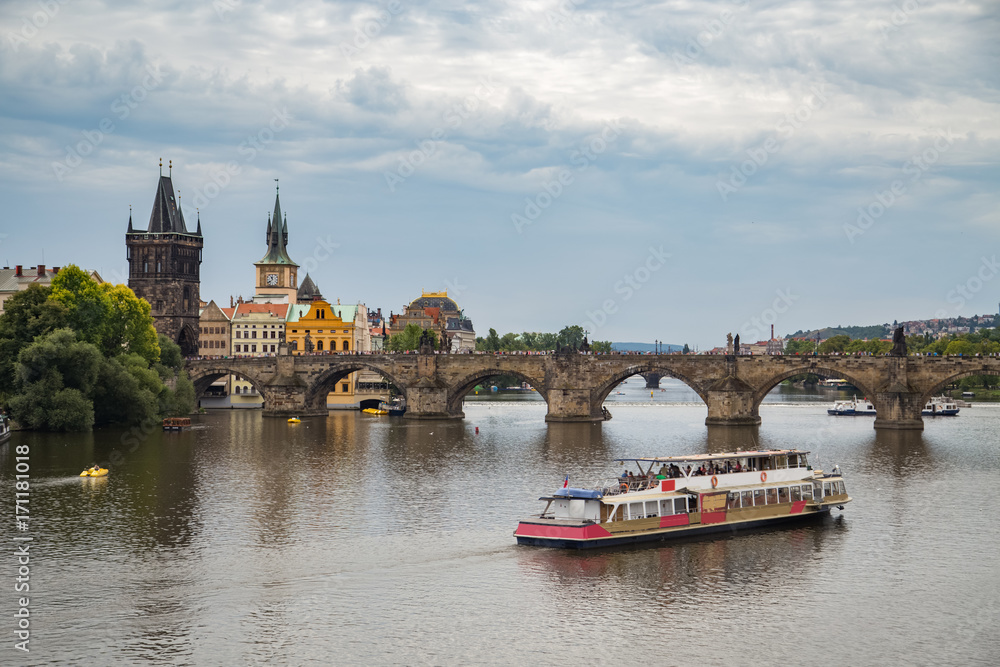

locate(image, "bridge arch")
(749, 366), (878, 409)
(188, 366), (269, 406)
(919, 368), (1000, 406)
(304, 361), (408, 411)
(447, 368), (549, 415)
(592, 364), (710, 411)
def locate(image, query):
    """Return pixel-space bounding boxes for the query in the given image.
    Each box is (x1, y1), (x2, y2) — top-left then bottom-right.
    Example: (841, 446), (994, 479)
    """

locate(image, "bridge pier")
(405, 385), (462, 420)
(643, 373), (663, 389)
(545, 389), (607, 423)
(704, 375), (760, 426)
(261, 386), (327, 418)
(872, 392), (924, 430)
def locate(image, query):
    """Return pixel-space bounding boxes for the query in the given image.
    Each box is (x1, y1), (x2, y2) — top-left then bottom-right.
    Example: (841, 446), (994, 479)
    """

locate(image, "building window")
(341, 383), (349, 393)
(317, 340), (323, 351)
(343, 340), (350, 351)
(252, 345), (257, 353)
(252, 331), (257, 339)
(236, 331), (241, 338)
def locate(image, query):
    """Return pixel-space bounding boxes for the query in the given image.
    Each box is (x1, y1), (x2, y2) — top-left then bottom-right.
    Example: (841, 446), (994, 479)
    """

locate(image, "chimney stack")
(52, 267), (60, 274)
(37, 265), (46, 277)
(771, 324), (774, 340)
(15, 265), (22, 277)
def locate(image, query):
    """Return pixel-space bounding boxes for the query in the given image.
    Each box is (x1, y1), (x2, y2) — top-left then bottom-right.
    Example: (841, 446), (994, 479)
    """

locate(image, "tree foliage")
(0, 271), (191, 431)
(387, 324), (436, 352)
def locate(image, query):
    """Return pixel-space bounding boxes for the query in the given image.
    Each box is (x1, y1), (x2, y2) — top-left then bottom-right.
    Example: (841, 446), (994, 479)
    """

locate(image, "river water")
(3, 382), (999, 666)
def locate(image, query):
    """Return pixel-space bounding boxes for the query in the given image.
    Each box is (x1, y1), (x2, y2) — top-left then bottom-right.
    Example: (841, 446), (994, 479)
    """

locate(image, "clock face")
(266, 273), (278, 286)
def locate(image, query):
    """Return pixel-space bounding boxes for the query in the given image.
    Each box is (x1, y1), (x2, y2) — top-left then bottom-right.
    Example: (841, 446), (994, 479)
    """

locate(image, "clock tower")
(254, 182), (299, 304)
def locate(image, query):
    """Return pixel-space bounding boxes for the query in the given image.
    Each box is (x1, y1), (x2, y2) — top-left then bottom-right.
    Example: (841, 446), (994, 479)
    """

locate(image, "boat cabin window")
(801, 485), (813, 500)
(778, 487), (790, 503)
(660, 499), (673, 516)
(645, 501), (658, 518)
(790, 486), (802, 502)
(788, 454), (798, 468)
(775, 455), (787, 469)
(628, 502), (644, 520)
(674, 498), (688, 514)
(741, 491), (753, 507)
(753, 489), (766, 506)
(766, 488), (778, 504)
(727, 492), (739, 509)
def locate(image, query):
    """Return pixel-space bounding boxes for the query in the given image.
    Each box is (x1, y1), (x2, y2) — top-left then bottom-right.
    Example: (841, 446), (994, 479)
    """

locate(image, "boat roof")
(617, 449), (809, 464)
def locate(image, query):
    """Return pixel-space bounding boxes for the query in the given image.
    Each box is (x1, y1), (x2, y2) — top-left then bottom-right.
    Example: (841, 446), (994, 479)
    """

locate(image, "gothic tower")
(125, 163), (204, 355)
(253, 182), (298, 304)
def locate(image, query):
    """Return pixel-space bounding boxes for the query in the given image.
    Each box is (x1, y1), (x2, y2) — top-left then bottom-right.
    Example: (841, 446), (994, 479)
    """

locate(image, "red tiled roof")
(233, 303), (289, 318)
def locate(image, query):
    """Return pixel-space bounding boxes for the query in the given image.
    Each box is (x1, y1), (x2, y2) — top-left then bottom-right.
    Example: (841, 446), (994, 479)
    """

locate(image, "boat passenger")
(658, 464), (669, 477)
(685, 465), (692, 477)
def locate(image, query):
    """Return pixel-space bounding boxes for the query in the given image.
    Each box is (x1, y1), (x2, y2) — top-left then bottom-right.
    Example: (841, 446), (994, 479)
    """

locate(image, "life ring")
(760, 471), (767, 482)
(711, 475), (719, 488)
(620, 482), (629, 493)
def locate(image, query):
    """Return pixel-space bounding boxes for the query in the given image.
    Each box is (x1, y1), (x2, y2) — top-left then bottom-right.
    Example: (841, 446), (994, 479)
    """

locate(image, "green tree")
(387, 324), (434, 352)
(945, 340), (976, 356)
(818, 335), (851, 354)
(784, 339), (816, 355)
(49, 265), (111, 347)
(8, 329), (102, 431)
(0, 284), (69, 396)
(100, 282), (160, 362)
(92, 353), (162, 425)
(592, 340), (613, 354)
(499, 332), (526, 351)
(557, 325), (585, 349)
(477, 328), (501, 352)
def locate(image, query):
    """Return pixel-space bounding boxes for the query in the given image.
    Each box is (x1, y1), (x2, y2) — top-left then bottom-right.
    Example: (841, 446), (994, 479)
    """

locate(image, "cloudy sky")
(1, 0), (997, 348)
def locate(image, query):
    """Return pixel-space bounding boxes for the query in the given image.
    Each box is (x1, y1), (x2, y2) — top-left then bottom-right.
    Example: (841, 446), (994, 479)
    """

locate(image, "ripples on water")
(2, 400), (999, 666)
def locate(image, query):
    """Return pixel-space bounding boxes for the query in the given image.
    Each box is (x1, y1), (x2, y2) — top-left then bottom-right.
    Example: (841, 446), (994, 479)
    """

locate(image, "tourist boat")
(287, 417), (301, 423)
(827, 395), (876, 416)
(380, 398), (406, 417)
(922, 397), (959, 416)
(819, 378), (855, 390)
(0, 413), (11, 446)
(79, 467), (109, 478)
(162, 417), (191, 430)
(514, 449), (849, 549)
(962, 391), (975, 397)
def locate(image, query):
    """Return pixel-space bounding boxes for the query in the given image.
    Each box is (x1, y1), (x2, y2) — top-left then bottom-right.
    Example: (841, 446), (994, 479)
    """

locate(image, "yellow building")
(287, 299), (378, 408)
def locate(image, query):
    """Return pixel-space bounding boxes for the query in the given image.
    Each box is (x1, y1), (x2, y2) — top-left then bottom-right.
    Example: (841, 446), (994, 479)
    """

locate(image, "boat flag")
(563, 476), (569, 488)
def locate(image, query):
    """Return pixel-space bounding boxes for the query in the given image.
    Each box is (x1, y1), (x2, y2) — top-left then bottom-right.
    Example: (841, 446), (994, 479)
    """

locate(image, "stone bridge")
(185, 352), (1000, 430)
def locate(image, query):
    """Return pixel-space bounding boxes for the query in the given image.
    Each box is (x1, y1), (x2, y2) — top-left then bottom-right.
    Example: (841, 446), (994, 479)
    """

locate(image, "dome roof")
(408, 291), (458, 312)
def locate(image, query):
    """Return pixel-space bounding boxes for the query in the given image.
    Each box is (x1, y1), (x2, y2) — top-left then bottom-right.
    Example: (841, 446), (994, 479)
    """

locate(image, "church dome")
(408, 291), (459, 312)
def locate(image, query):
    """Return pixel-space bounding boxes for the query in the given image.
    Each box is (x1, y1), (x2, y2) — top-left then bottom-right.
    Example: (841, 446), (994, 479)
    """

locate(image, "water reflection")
(866, 429), (932, 477)
(704, 424), (762, 453)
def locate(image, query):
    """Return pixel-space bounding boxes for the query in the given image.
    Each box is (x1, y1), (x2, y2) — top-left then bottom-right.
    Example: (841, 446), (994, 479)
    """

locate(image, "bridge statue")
(726, 333), (733, 354)
(890, 327), (907, 356)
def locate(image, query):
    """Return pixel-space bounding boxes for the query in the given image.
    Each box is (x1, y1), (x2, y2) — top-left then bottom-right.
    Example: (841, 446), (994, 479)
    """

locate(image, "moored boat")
(514, 449), (849, 549)
(922, 396), (959, 416)
(0, 413), (11, 446)
(162, 417), (191, 430)
(827, 395), (876, 416)
(380, 398), (406, 417)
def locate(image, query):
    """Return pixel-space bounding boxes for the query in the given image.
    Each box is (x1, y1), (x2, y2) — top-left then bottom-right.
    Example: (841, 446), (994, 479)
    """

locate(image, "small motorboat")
(362, 408), (388, 415)
(80, 467), (108, 477)
(287, 417), (301, 423)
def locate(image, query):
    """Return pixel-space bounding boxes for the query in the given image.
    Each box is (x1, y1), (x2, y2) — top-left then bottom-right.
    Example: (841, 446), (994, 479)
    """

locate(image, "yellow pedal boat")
(80, 467), (108, 477)
(362, 408), (388, 415)
(287, 417), (301, 423)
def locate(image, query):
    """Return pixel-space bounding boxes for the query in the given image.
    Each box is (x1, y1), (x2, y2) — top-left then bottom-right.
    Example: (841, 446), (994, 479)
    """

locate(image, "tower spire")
(159, 157), (162, 177)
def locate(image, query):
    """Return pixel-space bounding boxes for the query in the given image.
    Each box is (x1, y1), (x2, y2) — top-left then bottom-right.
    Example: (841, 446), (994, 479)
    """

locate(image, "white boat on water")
(514, 449), (850, 549)
(828, 395), (876, 416)
(922, 397), (959, 416)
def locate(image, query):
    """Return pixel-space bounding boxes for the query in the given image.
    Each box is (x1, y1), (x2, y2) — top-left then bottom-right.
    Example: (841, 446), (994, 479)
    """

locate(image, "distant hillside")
(612, 342), (683, 353)
(788, 325), (888, 341)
